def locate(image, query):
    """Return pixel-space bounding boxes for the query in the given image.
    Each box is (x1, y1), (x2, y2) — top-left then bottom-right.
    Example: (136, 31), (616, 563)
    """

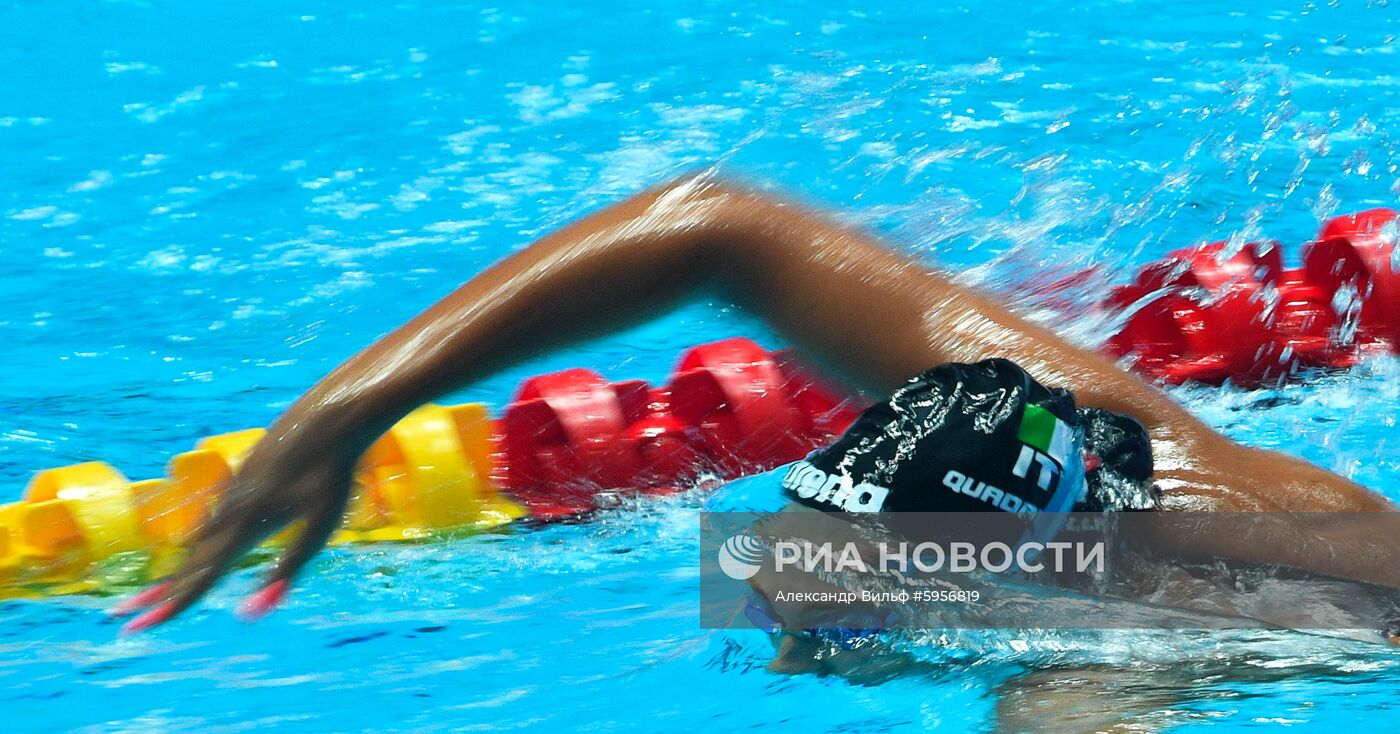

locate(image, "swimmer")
(113, 174), (1400, 637)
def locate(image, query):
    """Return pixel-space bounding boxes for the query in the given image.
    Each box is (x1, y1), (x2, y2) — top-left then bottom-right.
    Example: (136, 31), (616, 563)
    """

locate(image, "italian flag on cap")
(1015, 402), (1087, 545)
(1017, 403), (1073, 467)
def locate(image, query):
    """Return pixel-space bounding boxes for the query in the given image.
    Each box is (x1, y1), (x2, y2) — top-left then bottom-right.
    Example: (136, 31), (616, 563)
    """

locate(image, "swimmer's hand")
(112, 436), (358, 633)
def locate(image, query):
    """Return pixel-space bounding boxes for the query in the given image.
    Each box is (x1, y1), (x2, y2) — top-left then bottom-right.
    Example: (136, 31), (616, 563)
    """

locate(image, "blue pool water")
(4, 0), (1400, 730)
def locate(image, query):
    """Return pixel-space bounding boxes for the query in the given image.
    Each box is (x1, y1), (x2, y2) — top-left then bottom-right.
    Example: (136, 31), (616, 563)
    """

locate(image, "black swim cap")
(780, 358), (1156, 519)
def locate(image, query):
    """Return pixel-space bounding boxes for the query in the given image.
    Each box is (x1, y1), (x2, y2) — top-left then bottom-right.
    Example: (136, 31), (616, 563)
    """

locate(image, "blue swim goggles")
(743, 592), (886, 651)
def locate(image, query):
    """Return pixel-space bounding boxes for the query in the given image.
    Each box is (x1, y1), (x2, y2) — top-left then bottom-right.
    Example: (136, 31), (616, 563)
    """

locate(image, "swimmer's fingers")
(240, 489), (352, 621)
(112, 462), (354, 631)
(116, 510), (260, 635)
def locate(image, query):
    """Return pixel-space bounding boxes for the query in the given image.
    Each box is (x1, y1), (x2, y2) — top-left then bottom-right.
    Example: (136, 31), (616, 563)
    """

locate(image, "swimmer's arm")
(130, 174), (1395, 627)
(295, 176), (1195, 437)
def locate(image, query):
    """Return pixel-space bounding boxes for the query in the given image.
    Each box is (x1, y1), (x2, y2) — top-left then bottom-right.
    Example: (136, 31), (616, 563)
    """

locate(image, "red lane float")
(669, 338), (808, 478)
(1303, 208), (1400, 346)
(1105, 208), (1398, 385)
(500, 369), (653, 518)
(1105, 240), (1283, 384)
(500, 337), (865, 519)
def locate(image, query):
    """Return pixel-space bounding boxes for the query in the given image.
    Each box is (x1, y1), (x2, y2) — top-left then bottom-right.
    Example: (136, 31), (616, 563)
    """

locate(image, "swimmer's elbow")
(623, 173), (801, 288)
(646, 172), (799, 246)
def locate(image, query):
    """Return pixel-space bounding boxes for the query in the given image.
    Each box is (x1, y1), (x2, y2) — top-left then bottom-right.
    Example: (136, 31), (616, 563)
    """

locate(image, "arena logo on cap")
(780, 461), (890, 512)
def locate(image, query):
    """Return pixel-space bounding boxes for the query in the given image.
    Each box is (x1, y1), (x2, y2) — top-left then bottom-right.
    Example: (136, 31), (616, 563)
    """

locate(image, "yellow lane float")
(0, 403), (525, 594)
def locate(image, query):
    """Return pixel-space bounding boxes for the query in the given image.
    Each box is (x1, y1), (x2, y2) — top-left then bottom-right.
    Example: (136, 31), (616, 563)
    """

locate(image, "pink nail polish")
(109, 582), (172, 618)
(119, 602), (176, 636)
(237, 579), (290, 622)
